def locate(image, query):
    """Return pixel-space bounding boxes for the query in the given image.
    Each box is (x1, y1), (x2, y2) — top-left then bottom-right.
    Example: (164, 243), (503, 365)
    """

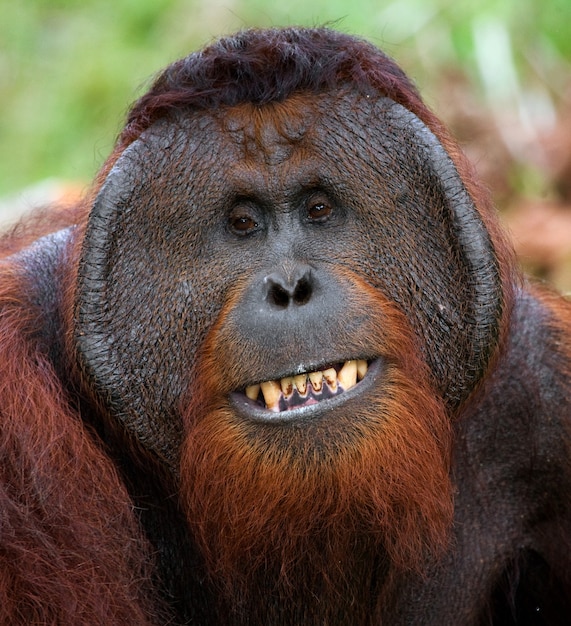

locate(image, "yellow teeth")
(356, 359), (367, 381)
(294, 374), (308, 396)
(337, 360), (357, 390)
(260, 381), (281, 411)
(280, 376), (294, 396)
(245, 384), (260, 401)
(308, 371), (323, 392)
(244, 360), (370, 411)
(323, 367), (338, 392)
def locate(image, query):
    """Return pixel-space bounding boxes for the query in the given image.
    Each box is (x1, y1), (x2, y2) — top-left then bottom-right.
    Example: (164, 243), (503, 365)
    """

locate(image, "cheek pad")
(315, 96), (503, 406)
(75, 123), (226, 465)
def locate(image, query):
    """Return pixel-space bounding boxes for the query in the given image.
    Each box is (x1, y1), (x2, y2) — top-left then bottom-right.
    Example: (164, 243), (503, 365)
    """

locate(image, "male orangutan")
(0, 27), (570, 626)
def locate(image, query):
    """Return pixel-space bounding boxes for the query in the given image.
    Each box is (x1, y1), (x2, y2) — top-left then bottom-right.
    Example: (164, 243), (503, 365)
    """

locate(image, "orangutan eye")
(228, 209), (259, 236)
(306, 196), (333, 222)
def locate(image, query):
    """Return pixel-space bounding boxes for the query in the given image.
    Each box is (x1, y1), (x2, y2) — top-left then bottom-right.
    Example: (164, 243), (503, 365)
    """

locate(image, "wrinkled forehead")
(208, 91), (414, 165)
(132, 90), (429, 187)
(220, 94), (316, 166)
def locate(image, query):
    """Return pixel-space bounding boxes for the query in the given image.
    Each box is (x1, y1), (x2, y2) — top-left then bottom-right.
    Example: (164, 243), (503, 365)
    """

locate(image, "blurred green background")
(2, 0), (571, 286)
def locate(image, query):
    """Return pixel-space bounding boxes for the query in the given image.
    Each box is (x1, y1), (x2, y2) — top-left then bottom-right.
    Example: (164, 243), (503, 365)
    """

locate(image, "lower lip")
(229, 359), (382, 424)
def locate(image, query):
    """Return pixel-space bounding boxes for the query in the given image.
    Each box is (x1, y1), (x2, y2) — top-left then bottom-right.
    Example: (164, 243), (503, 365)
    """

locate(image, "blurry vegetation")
(2, 0), (571, 287)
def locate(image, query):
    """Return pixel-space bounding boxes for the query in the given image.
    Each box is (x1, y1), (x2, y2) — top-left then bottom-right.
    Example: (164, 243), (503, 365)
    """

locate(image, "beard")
(179, 291), (453, 624)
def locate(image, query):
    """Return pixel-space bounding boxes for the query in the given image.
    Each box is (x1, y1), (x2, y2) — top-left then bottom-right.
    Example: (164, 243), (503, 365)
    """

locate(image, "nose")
(264, 265), (314, 308)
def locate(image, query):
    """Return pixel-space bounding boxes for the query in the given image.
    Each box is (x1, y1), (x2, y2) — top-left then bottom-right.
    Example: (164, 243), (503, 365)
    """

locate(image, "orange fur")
(179, 272), (453, 621)
(0, 256), (161, 625)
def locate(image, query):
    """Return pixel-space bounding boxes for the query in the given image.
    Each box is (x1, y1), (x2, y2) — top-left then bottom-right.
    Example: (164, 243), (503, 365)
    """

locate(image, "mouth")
(241, 359), (370, 413)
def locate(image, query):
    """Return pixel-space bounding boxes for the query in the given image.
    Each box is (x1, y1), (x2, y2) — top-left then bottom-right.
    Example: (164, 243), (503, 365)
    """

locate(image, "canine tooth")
(309, 371), (323, 392)
(260, 381), (282, 411)
(323, 368), (338, 391)
(245, 384), (260, 401)
(293, 374), (308, 395)
(356, 359), (368, 381)
(280, 376), (294, 397)
(338, 360), (357, 390)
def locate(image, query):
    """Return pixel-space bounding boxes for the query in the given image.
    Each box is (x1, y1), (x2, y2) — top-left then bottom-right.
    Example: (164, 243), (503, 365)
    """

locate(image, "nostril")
(293, 276), (312, 305)
(267, 282), (291, 308)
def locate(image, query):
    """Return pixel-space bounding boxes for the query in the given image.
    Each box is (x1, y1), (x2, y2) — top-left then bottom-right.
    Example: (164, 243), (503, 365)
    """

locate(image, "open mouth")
(242, 359), (369, 413)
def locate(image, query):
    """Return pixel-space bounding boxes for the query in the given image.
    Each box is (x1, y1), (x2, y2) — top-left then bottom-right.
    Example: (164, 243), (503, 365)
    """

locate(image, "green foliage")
(2, 0), (570, 195)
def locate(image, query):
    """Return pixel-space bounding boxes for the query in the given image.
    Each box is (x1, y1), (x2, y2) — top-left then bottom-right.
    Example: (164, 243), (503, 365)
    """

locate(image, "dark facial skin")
(75, 90), (500, 468)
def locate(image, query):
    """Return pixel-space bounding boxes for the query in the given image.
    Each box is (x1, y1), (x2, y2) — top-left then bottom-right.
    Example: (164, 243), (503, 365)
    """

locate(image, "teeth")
(338, 360), (357, 391)
(280, 376), (294, 397)
(260, 381), (282, 412)
(294, 374), (308, 396)
(245, 384), (260, 401)
(308, 371), (323, 392)
(245, 360), (370, 410)
(322, 368), (338, 392)
(356, 359), (368, 381)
